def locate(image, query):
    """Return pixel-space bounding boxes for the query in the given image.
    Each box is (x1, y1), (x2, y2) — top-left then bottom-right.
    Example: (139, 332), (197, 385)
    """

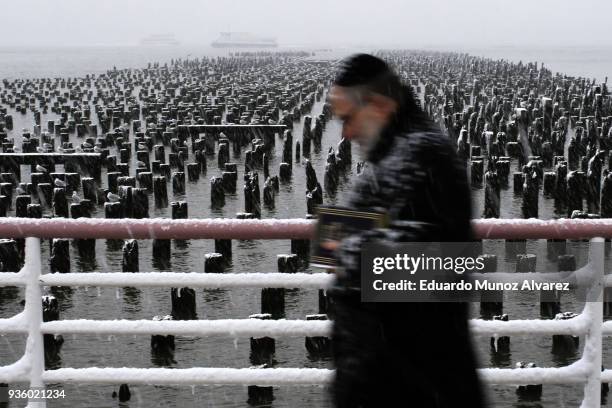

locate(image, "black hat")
(334, 54), (391, 87)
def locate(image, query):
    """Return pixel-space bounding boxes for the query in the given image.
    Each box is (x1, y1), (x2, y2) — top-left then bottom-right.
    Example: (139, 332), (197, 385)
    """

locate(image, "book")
(310, 206), (389, 269)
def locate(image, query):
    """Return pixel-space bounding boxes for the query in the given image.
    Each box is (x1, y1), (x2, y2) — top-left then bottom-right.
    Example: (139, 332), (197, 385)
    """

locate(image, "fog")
(1, 0), (610, 48)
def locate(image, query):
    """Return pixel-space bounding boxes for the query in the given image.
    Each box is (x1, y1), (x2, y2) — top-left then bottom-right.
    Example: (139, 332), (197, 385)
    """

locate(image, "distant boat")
(140, 34), (180, 46)
(211, 32), (277, 48)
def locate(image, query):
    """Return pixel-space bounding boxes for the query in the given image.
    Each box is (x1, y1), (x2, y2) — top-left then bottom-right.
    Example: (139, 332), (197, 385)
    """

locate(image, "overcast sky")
(2, 0), (611, 48)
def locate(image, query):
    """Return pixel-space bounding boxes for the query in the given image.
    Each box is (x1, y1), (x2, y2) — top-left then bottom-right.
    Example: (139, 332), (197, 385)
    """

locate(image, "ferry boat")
(140, 34), (181, 46)
(211, 32), (278, 48)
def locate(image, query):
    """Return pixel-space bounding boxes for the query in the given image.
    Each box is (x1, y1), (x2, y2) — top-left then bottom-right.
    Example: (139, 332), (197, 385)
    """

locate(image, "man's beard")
(355, 120), (385, 161)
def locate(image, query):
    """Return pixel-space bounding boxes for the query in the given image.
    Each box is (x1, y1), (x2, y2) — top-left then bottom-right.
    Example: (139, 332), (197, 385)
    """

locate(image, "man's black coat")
(329, 120), (487, 408)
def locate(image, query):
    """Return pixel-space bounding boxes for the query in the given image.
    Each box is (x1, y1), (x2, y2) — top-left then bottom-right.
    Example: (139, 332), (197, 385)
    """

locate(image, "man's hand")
(320, 240), (340, 251)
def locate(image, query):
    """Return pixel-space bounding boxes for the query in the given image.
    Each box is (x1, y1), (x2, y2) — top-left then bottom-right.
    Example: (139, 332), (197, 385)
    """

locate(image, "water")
(0, 45), (612, 407)
(438, 45), (612, 84)
(0, 46), (228, 79)
(1, 45), (611, 82)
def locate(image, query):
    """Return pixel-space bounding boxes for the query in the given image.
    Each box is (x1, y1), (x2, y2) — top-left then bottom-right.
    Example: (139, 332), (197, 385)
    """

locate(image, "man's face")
(329, 85), (392, 152)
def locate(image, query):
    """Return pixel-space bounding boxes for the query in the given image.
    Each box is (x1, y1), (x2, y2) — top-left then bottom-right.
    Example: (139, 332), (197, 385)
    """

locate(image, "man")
(326, 54), (487, 407)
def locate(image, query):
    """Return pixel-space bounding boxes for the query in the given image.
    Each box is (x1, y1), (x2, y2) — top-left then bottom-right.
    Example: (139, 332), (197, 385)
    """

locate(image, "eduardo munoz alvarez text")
(370, 254), (571, 292)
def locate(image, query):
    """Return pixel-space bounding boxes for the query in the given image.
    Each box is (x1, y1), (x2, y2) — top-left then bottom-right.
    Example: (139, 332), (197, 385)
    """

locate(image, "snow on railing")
(38, 271), (335, 289)
(0, 218), (611, 408)
(1, 216), (612, 239)
(40, 319), (332, 337)
(41, 367), (334, 386)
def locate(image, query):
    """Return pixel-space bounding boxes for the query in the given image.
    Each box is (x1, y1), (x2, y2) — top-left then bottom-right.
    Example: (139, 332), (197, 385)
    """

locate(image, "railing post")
(581, 237), (604, 408)
(23, 237), (46, 408)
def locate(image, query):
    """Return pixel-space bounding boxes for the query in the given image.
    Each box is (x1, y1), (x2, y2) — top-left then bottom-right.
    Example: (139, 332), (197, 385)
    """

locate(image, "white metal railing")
(0, 220), (609, 407)
(0, 237), (46, 407)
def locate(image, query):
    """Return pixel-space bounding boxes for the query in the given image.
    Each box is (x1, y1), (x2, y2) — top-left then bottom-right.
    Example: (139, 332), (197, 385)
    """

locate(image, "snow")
(0, 354), (32, 383)
(42, 367), (334, 386)
(40, 272), (334, 289)
(0, 270), (27, 285)
(0, 313), (27, 333)
(601, 321), (612, 336)
(19, 238), (46, 401)
(470, 314), (589, 336)
(41, 318), (332, 338)
(479, 362), (588, 385)
(602, 370), (612, 382)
